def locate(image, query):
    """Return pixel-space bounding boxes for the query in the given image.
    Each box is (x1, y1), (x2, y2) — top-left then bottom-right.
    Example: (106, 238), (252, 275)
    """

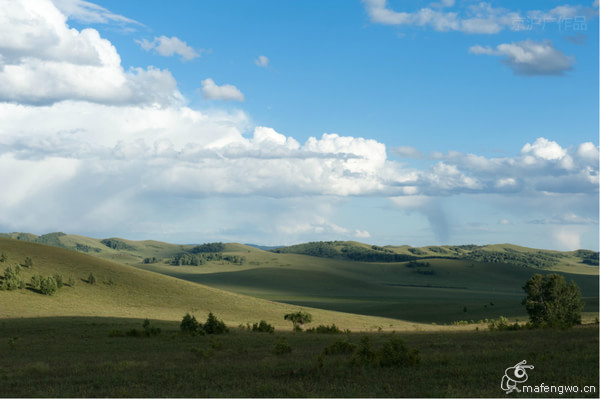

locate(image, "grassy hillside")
(0, 237), (435, 331)
(2, 234), (597, 324)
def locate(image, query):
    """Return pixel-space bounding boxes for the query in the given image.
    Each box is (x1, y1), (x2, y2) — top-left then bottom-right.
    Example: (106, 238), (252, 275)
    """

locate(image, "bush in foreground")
(180, 312), (229, 335)
(252, 320), (275, 333)
(349, 336), (420, 368)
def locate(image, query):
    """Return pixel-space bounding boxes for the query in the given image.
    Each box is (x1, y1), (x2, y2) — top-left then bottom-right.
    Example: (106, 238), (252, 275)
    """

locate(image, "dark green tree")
(522, 274), (584, 328)
(40, 276), (58, 295)
(1, 265), (23, 290)
(284, 311), (313, 331)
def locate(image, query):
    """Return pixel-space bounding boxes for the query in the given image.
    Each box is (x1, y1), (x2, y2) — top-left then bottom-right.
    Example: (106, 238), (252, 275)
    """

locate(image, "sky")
(0, 0), (598, 250)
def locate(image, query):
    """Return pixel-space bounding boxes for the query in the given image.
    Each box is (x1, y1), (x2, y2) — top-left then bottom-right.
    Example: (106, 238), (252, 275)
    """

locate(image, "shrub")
(40, 276), (58, 295)
(0, 252), (7, 262)
(68, 275), (75, 287)
(180, 312), (228, 335)
(22, 257), (33, 268)
(142, 319), (161, 337)
(1, 265), (23, 291)
(273, 338), (292, 355)
(351, 336), (376, 366)
(350, 336), (420, 368)
(88, 272), (96, 285)
(376, 337), (420, 367)
(126, 328), (144, 337)
(252, 320), (275, 333)
(322, 339), (357, 355)
(488, 316), (526, 331)
(30, 274), (43, 290)
(53, 273), (64, 289)
(306, 324), (341, 334)
(203, 312), (229, 335)
(180, 313), (200, 334)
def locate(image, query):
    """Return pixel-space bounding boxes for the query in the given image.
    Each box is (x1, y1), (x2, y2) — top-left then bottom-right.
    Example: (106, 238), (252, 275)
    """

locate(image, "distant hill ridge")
(0, 232), (598, 268)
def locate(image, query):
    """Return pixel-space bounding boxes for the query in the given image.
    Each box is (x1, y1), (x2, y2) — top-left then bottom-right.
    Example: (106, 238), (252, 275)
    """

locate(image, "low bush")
(322, 339), (356, 355)
(30, 274), (43, 290)
(273, 338), (292, 355)
(306, 324), (341, 334)
(142, 319), (161, 337)
(180, 312), (228, 335)
(252, 320), (275, 333)
(53, 274), (64, 289)
(376, 337), (420, 367)
(350, 336), (420, 368)
(488, 316), (527, 331)
(125, 328), (144, 337)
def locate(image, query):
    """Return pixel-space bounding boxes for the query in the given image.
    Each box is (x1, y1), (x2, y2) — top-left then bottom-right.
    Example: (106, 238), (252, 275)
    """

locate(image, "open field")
(0, 317), (597, 397)
(0, 235), (598, 397)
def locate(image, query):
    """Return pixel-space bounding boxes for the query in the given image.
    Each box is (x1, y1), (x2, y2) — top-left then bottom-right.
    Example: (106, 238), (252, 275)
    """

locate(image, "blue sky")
(0, 0), (598, 249)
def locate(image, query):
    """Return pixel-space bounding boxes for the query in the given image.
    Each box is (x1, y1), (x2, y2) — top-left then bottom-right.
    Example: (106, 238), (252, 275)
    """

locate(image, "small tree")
(284, 311), (312, 331)
(203, 312), (229, 334)
(22, 257), (33, 268)
(40, 276), (58, 295)
(1, 266), (22, 291)
(53, 273), (64, 289)
(180, 313), (200, 334)
(30, 274), (43, 290)
(522, 274), (584, 328)
(0, 252), (7, 262)
(88, 272), (96, 285)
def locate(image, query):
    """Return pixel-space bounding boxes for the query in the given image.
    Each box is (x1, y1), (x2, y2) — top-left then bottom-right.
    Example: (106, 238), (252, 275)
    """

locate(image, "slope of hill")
(0, 237), (425, 331)
(2, 234), (597, 324)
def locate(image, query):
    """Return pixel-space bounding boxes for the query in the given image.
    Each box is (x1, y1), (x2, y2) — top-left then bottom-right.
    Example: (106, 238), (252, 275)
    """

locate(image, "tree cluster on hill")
(75, 243), (101, 253)
(171, 253), (245, 266)
(462, 249), (560, 269)
(272, 241), (416, 262)
(574, 250), (599, 266)
(100, 238), (135, 251)
(190, 242), (226, 253)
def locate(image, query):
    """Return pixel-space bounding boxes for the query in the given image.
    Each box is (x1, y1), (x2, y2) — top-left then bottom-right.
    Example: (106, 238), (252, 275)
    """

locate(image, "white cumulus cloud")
(201, 78), (245, 102)
(0, 0), (182, 106)
(137, 36), (200, 61)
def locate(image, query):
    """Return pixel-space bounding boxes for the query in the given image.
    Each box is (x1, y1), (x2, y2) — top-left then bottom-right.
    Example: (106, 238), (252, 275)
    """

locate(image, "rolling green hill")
(2, 234), (598, 325)
(0, 237), (427, 331)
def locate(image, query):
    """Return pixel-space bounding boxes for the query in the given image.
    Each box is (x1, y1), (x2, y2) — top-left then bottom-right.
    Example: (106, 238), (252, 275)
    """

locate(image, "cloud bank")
(0, 0), (597, 248)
